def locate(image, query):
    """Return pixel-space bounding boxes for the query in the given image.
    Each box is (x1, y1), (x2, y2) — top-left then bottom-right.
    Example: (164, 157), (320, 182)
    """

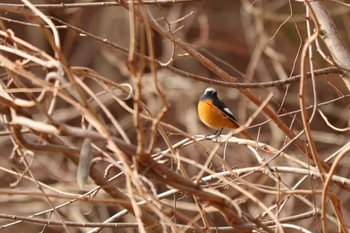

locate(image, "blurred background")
(0, 0), (349, 232)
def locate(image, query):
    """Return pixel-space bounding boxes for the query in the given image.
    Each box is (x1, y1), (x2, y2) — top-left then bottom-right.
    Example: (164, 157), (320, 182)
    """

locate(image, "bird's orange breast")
(198, 100), (238, 130)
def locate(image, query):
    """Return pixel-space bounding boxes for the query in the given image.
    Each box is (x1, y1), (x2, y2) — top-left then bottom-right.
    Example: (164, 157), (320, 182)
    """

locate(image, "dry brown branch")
(0, 1), (349, 233)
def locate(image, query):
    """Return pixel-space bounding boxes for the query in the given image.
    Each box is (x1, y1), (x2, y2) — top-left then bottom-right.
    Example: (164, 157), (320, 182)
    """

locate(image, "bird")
(198, 87), (253, 140)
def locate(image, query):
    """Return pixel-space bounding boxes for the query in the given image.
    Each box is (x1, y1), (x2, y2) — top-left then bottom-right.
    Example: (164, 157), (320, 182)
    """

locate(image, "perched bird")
(198, 87), (253, 140)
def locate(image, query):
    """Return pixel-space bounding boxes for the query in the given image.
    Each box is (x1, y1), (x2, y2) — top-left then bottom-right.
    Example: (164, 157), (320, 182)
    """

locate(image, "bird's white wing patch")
(223, 107), (233, 116)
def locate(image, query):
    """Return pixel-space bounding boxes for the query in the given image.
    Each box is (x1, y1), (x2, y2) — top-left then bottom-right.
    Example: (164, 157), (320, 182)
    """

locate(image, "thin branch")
(0, 0), (201, 10)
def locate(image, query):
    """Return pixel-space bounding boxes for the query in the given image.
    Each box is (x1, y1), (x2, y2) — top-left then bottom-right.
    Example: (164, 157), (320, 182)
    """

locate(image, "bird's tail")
(241, 130), (254, 140)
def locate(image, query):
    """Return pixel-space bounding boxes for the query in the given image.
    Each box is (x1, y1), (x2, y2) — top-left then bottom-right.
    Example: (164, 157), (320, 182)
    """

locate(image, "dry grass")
(0, 1), (349, 233)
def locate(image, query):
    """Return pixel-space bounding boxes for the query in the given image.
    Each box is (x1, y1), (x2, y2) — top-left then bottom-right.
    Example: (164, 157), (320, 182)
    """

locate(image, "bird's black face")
(204, 87), (216, 95)
(201, 87), (218, 100)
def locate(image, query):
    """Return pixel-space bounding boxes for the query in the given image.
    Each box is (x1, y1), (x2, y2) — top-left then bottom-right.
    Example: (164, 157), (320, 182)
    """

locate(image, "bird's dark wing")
(212, 98), (239, 124)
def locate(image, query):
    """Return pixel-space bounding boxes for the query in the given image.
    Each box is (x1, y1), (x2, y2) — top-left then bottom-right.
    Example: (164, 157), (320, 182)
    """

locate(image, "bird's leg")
(214, 128), (224, 142)
(204, 129), (223, 141)
(216, 128), (223, 137)
(213, 128), (223, 142)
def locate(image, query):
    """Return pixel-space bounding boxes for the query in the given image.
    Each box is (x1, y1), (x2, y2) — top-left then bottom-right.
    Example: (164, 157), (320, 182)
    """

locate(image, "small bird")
(198, 87), (253, 140)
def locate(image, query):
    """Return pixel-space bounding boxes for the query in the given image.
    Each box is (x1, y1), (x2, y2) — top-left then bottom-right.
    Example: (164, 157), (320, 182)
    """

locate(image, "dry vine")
(0, 1), (349, 233)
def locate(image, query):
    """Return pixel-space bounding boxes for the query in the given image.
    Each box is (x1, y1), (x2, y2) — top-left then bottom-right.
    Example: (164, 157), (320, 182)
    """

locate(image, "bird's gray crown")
(204, 87), (216, 94)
